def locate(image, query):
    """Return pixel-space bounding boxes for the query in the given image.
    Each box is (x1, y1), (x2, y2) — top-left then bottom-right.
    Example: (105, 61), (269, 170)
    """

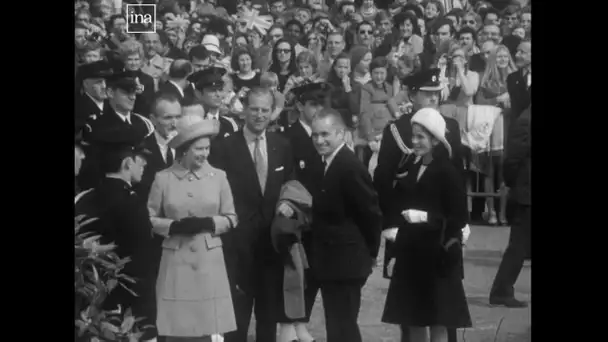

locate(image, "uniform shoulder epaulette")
(390, 123), (413, 155)
(133, 113), (155, 137)
(222, 116), (239, 132)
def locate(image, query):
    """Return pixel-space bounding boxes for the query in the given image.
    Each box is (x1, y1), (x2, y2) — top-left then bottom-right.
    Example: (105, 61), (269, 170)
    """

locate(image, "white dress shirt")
(155, 131), (175, 163)
(322, 143), (345, 173)
(115, 110), (132, 124)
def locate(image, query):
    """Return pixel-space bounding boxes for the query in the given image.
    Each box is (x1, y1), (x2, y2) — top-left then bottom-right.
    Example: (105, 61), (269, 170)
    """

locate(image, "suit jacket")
(507, 69), (531, 121)
(75, 91), (105, 123)
(503, 106), (531, 206)
(157, 80), (185, 103)
(133, 70), (156, 116)
(312, 146), (383, 281)
(209, 130), (295, 290)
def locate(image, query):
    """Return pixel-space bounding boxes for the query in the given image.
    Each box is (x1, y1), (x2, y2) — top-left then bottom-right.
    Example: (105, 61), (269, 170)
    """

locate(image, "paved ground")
(248, 225), (531, 342)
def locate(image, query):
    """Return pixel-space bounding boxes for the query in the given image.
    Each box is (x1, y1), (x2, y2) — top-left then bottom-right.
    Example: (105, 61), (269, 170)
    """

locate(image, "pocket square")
(275, 166), (284, 171)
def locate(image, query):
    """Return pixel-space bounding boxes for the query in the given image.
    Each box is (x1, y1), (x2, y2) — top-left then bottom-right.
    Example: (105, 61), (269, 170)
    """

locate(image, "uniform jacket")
(503, 106), (531, 206)
(74, 177), (157, 338)
(208, 130), (295, 292)
(270, 180), (312, 320)
(282, 120), (324, 198)
(75, 92), (105, 124)
(147, 162), (238, 337)
(506, 69), (531, 121)
(311, 146), (383, 281)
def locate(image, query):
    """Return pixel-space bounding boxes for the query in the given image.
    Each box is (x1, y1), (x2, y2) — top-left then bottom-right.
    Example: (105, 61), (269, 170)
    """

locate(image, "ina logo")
(126, 4), (156, 34)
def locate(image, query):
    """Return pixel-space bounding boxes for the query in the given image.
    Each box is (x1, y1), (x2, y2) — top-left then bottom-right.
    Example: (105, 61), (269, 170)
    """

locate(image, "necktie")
(253, 136), (267, 193)
(165, 147), (174, 166)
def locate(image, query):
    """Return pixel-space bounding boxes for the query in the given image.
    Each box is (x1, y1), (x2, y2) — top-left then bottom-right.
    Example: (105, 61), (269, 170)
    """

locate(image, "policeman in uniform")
(78, 69), (155, 191)
(187, 66), (239, 139)
(74, 126), (158, 342)
(75, 60), (113, 124)
(374, 68), (464, 342)
(278, 82), (331, 341)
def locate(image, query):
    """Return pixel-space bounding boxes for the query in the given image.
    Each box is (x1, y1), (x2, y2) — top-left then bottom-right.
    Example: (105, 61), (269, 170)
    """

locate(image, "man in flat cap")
(188, 66), (239, 139)
(79, 69), (155, 191)
(275, 82), (332, 342)
(373, 67), (464, 342)
(75, 126), (158, 342)
(75, 60), (113, 124)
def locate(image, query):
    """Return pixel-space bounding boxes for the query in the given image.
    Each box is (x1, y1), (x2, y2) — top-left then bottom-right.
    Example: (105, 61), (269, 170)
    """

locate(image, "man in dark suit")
(75, 126), (158, 341)
(309, 108), (382, 342)
(374, 68), (464, 342)
(156, 59), (193, 104)
(210, 87), (295, 342)
(489, 106), (531, 308)
(188, 67), (239, 139)
(278, 82), (331, 341)
(79, 71), (155, 191)
(75, 61), (112, 124)
(507, 40), (531, 121)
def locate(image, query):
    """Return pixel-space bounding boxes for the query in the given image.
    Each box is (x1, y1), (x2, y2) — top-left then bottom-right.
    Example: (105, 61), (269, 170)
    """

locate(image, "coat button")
(187, 192), (194, 197)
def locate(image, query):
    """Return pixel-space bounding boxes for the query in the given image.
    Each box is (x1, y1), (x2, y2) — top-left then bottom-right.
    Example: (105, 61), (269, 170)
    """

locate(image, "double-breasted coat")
(381, 157), (472, 328)
(147, 162), (238, 337)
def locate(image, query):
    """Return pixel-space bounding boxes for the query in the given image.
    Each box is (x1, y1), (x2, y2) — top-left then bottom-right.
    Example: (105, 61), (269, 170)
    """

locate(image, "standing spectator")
(443, 44), (480, 108)
(283, 50), (323, 95)
(75, 61), (112, 123)
(461, 11), (482, 30)
(489, 105), (531, 308)
(158, 59), (194, 104)
(269, 38), (299, 92)
(476, 44), (516, 107)
(230, 48), (261, 94)
(424, 0), (445, 28)
(479, 23), (502, 45)
(148, 115), (239, 339)
(520, 7), (531, 37)
(310, 108), (383, 342)
(141, 32), (174, 91)
(382, 108), (472, 342)
(188, 67), (239, 140)
(105, 14), (130, 53)
(355, 21), (376, 50)
(317, 32), (346, 80)
(326, 52), (359, 130)
(469, 39), (496, 73)
(392, 12), (424, 55)
(189, 45), (211, 72)
(457, 27), (479, 58)
(502, 5), (520, 34)
(210, 88), (295, 342)
(507, 40), (531, 121)
(119, 39), (156, 116)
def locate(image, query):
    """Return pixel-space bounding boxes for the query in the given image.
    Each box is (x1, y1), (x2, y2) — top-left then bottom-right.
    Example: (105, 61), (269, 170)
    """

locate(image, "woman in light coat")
(148, 115), (238, 342)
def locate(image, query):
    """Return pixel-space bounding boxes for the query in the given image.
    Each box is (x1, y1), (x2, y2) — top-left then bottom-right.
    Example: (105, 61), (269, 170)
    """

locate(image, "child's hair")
(260, 72), (279, 88)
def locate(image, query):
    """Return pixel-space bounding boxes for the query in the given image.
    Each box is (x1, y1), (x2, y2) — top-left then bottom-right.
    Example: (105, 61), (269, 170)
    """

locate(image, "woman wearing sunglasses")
(269, 38), (298, 93)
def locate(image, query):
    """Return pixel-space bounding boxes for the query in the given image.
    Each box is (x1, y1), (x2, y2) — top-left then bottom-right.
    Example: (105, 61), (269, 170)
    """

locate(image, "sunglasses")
(277, 49), (291, 54)
(359, 30), (373, 35)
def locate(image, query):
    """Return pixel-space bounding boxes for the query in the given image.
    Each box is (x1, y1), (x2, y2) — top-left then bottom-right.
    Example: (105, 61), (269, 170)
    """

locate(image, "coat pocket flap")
(205, 234), (223, 249)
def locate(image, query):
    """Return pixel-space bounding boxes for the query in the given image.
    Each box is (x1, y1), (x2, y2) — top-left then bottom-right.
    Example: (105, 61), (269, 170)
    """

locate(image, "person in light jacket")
(148, 115), (238, 342)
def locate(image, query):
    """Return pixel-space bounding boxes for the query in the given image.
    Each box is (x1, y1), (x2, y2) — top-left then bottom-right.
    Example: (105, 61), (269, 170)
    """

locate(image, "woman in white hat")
(147, 115), (238, 342)
(381, 108), (472, 342)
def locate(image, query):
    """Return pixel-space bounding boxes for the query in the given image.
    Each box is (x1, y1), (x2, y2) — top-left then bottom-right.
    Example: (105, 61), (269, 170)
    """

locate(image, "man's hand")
(277, 202), (294, 218)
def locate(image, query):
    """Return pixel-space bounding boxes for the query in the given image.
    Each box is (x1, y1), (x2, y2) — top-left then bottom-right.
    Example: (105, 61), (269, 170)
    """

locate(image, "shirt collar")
(154, 130), (171, 147)
(323, 143), (345, 170)
(206, 108), (220, 120)
(85, 93), (104, 109)
(115, 109), (131, 123)
(243, 125), (266, 144)
(299, 120), (312, 137)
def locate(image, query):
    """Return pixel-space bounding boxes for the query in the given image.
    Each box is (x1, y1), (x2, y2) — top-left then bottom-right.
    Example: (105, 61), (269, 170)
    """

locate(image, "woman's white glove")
(462, 224), (471, 245)
(382, 227), (399, 242)
(401, 209), (428, 223)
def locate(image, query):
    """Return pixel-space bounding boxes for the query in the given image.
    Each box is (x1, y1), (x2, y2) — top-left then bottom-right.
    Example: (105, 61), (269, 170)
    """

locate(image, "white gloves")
(382, 227), (399, 242)
(401, 209), (428, 223)
(462, 224), (471, 245)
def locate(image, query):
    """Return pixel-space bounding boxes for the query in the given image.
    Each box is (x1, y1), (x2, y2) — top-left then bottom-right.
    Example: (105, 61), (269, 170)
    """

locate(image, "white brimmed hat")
(411, 108), (452, 158)
(168, 115), (220, 149)
(202, 34), (222, 55)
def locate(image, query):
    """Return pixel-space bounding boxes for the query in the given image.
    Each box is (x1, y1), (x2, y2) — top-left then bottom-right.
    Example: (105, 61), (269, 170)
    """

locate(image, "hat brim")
(168, 121), (220, 149)
(419, 84), (445, 92)
(204, 44), (222, 55)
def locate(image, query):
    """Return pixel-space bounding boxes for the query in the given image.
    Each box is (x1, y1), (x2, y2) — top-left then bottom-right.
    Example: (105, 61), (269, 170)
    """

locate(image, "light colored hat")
(168, 115), (220, 149)
(410, 108), (452, 158)
(202, 34), (222, 55)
